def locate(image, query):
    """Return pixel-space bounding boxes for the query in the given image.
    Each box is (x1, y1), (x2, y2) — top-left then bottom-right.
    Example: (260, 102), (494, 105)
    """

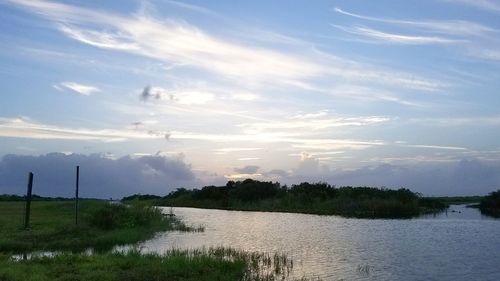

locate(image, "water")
(137, 205), (500, 280)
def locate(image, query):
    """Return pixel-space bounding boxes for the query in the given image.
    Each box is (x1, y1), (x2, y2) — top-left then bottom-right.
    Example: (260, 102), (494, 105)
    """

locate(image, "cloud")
(0, 117), (161, 142)
(0, 153), (197, 198)
(54, 82), (100, 95)
(225, 165), (263, 180)
(213, 147), (263, 154)
(130, 120), (158, 128)
(468, 47), (500, 61)
(52, 7), (325, 85)
(445, 0), (500, 13)
(0, 115), (394, 168)
(334, 7), (497, 36)
(268, 155), (500, 195)
(162, 0), (218, 17)
(403, 144), (467, 151)
(234, 165), (260, 174)
(240, 111), (390, 132)
(59, 24), (139, 50)
(333, 7), (500, 62)
(409, 116), (500, 126)
(329, 159), (500, 195)
(328, 85), (424, 107)
(140, 85), (214, 105)
(332, 25), (460, 45)
(294, 152), (330, 177)
(290, 139), (384, 151)
(0, 117), (386, 152)
(5, 0), (445, 91)
(140, 85), (158, 101)
(264, 169), (290, 177)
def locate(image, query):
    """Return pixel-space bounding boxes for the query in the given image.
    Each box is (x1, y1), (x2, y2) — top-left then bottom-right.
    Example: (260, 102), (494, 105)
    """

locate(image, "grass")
(0, 247), (317, 281)
(0, 200), (202, 253)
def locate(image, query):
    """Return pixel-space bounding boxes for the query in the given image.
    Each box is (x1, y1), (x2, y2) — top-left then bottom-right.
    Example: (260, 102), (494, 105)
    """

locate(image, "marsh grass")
(0, 200), (202, 253)
(0, 247), (319, 281)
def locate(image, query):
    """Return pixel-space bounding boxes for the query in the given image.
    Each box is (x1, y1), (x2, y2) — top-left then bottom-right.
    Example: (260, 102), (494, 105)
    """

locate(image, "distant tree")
(479, 190), (500, 217)
(121, 194), (161, 201)
(229, 179), (280, 202)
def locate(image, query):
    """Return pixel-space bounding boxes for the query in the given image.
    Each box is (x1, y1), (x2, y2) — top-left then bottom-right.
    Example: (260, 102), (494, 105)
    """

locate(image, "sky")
(1, 0), (500, 198)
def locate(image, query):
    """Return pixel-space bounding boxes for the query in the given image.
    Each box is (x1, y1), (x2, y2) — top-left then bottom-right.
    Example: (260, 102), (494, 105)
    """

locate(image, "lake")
(138, 205), (499, 280)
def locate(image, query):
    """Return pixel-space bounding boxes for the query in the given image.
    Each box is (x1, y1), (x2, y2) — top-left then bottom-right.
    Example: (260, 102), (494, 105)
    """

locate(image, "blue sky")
(1, 0), (500, 197)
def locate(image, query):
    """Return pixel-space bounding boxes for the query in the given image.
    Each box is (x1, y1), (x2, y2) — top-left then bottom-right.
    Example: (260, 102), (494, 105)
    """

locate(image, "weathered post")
(24, 172), (34, 229)
(75, 165), (80, 225)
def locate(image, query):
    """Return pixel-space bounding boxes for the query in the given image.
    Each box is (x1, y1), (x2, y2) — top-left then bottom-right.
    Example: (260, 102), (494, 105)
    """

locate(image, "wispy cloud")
(332, 25), (460, 45)
(6, 0), (445, 91)
(403, 144), (468, 151)
(409, 116), (500, 126)
(224, 173), (262, 180)
(140, 85), (215, 105)
(288, 151), (345, 157)
(163, 0), (217, 16)
(445, 0), (500, 13)
(240, 111), (390, 133)
(290, 139), (384, 151)
(334, 7), (497, 36)
(0, 117), (158, 142)
(238, 157), (261, 161)
(333, 6), (500, 62)
(467, 47), (500, 61)
(54, 82), (100, 95)
(57, 15), (324, 86)
(214, 147), (263, 154)
(328, 85), (425, 107)
(59, 25), (139, 50)
(0, 117), (386, 152)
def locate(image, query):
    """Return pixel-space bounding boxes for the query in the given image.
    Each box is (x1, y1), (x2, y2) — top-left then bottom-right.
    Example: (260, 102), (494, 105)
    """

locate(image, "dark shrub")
(88, 204), (163, 230)
(479, 190), (500, 218)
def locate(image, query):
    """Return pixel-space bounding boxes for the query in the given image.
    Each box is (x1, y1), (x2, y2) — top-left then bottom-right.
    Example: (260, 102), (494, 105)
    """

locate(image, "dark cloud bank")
(285, 157), (500, 196)
(1, 153), (499, 198)
(0, 153), (196, 199)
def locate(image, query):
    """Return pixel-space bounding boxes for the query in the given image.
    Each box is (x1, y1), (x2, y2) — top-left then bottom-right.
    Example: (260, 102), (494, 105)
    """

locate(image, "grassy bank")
(157, 179), (447, 218)
(0, 200), (200, 252)
(0, 247), (313, 281)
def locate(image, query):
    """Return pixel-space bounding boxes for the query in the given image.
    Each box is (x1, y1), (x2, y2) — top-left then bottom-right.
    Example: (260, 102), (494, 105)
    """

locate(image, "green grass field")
(0, 200), (199, 252)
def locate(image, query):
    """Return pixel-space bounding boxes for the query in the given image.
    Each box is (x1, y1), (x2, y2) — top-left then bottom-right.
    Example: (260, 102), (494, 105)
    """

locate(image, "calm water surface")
(139, 205), (499, 280)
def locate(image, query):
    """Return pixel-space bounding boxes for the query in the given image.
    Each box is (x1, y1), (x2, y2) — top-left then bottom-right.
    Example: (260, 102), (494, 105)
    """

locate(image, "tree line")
(152, 179), (447, 218)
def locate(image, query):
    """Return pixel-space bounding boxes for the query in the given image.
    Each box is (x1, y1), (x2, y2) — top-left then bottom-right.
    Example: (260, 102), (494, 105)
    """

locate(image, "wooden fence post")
(24, 172), (34, 229)
(75, 165), (80, 225)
